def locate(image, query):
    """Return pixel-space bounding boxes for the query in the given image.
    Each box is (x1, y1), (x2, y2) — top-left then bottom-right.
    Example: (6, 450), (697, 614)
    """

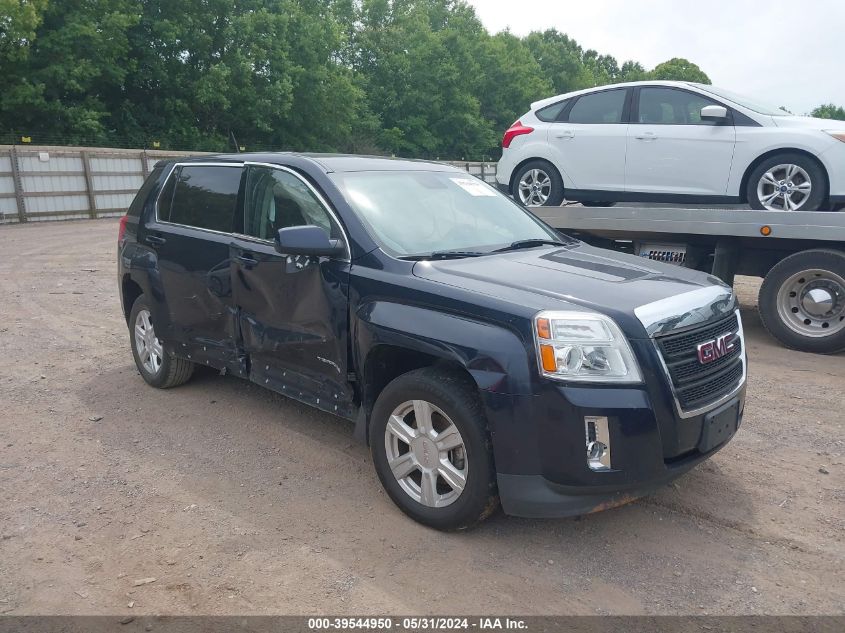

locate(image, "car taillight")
(502, 120), (534, 148)
(118, 215), (129, 245)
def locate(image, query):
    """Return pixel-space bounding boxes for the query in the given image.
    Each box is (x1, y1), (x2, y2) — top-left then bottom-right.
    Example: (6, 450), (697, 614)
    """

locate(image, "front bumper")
(483, 362), (746, 519)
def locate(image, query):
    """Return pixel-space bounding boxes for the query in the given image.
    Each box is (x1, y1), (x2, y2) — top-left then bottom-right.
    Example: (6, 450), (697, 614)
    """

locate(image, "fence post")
(81, 150), (97, 219)
(9, 146), (27, 223)
(141, 149), (149, 178)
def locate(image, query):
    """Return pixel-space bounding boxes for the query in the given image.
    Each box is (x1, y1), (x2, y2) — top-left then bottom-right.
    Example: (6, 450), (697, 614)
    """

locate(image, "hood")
(772, 115), (845, 131)
(412, 243), (731, 338)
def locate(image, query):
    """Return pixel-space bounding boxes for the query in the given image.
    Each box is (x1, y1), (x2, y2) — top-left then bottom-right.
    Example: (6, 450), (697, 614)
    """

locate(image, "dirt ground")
(0, 219), (842, 616)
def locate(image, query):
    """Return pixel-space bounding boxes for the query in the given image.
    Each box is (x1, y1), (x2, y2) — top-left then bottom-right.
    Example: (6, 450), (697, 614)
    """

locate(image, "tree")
(648, 57), (711, 84)
(811, 103), (845, 120)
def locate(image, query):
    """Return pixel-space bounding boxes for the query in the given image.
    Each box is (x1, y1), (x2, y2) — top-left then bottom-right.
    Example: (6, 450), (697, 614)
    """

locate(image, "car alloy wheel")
(134, 308), (164, 375)
(756, 164), (813, 211)
(518, 168), (552, 206)
(776, 268), (845, 338)
(384, 399), (468, 508)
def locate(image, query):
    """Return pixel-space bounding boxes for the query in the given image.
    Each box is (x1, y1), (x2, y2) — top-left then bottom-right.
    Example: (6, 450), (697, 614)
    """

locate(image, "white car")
(496, 80), (845, 211)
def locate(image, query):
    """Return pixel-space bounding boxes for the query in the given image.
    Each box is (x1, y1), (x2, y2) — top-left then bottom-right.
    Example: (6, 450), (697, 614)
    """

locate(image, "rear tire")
(746, 153), (827, 211)
(512, 160), (564, 207)
(758, 249), (845, 354)
(370, 367), (498, 530)
(129, 295), (195, 388)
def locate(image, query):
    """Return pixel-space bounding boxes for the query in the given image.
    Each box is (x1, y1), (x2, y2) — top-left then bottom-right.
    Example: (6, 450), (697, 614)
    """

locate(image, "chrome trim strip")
(634, 285), (736, 337)
(651, 308), (747, 419)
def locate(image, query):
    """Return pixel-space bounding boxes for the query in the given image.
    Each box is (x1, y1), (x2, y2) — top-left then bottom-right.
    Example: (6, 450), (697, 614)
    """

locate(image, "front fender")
(354, 300), (534, 395)
(352, 301), (543, 471)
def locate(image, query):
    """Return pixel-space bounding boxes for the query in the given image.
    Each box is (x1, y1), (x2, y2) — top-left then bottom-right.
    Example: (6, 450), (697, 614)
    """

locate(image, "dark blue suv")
(118, 154), (747, 530)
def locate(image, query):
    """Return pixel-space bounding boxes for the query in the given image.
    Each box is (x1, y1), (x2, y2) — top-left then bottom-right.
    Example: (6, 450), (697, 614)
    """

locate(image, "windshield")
(690, 83), (788, 116)
(330, 170), (565, 257)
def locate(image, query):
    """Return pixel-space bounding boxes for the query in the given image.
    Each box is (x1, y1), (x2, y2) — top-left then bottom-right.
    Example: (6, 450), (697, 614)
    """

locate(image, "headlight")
(534, 311), (642, 383)
(825, 130), (845, 143)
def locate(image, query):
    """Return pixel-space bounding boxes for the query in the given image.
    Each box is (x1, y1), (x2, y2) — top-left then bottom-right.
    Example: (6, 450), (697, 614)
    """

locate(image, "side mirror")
(275, 225), (344, 257)
(701, 105), (728, 119)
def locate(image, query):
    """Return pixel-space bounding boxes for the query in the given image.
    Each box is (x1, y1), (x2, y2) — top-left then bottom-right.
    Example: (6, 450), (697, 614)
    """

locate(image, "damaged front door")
(230, 164), (354, 418)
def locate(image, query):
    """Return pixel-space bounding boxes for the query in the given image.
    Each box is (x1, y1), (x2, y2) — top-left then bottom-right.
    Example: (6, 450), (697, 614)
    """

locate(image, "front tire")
(758, 249), (845, 354)
(370, 367), (498, 530)
(129, 295), (195, 388)
(746, 153), (827, 211)
(513, 160), (564, 207)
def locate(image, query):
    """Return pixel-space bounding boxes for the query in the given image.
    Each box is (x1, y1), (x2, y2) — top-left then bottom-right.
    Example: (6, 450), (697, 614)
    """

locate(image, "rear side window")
(567, 89), (627, 124)
(535, 100), (568, 122)
(168, 165), (242, 232)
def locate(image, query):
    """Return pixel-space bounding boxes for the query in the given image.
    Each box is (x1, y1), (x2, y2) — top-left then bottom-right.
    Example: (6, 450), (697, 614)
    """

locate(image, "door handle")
(145, 234), (166, 246)
(235, 254), (259, 268)
(635, 132), (657, 141)
(555, 130), (574, 139)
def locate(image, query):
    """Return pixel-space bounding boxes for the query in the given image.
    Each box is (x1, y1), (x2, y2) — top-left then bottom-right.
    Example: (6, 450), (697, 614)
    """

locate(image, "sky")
(467, 0), (845, 115)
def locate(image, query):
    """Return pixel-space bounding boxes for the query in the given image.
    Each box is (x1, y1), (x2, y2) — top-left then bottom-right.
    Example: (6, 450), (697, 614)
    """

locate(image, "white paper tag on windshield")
(449, 177), (497, 197)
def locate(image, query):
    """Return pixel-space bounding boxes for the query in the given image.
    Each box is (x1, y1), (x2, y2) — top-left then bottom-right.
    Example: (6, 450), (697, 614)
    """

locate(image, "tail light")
(118, 215), (129, 246)
(502, 120), (534, 148)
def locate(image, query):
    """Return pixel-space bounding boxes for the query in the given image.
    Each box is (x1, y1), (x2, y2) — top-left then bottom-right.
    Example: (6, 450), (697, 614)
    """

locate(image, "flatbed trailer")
(531, 205), (845, 354)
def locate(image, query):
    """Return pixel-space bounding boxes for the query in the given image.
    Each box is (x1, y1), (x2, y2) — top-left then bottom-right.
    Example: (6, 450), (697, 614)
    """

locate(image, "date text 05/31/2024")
(307, 617), (528, 630)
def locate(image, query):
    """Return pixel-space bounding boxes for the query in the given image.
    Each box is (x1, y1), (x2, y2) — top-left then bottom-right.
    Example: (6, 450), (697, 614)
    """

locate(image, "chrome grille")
(656, 312), (745, 413)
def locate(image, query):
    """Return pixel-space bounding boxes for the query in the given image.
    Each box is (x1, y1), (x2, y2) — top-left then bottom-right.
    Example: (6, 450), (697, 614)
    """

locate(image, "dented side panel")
(229, 237), (355, 418)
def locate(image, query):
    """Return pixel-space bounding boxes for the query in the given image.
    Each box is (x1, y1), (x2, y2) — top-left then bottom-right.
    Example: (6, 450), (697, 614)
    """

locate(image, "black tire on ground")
(128, 294), (195, 388)
(370, 366), (499, 530)
(512, 160), (565, 207)
(581, 201), (617, 207)
(746, 153), (827, 211)
(757, 249), (845, 354)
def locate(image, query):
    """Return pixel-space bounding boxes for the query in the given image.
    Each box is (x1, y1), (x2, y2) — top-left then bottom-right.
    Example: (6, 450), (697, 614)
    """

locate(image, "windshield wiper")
(493, 239), (568, 253)
(399, 250), (486, 261)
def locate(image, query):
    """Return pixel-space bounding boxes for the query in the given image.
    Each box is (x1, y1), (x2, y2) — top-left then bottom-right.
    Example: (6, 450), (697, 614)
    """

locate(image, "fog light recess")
(585, 415), (612, 471)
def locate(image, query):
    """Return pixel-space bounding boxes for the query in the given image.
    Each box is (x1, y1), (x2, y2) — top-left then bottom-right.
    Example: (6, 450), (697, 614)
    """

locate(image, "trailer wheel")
(758, 249), (845, 354)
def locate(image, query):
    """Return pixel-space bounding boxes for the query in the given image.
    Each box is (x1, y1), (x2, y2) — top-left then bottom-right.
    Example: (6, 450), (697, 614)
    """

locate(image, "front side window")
(637, 87), (724, 125)
(567, 89), (627, 124)
(243, 166), (342, 242)
(168, 165), (242, 232)
(329, 170), (563, 257)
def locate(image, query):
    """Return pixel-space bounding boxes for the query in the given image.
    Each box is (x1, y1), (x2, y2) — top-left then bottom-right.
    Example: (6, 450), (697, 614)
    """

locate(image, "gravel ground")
(0, 219), (842, 616)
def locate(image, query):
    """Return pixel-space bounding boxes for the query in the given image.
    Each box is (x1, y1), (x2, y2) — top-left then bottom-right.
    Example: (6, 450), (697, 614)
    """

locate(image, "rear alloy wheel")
(513, 160), (564, 207)
(747, 154), (826, 211)
(758, 249), (845, 353)
(129, 294), (195, 388)
(370, 367), (498, 530)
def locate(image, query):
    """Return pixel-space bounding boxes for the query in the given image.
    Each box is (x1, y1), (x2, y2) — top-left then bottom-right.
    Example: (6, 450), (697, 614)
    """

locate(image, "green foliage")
(0, 0), (715, 157)
(648, 57), (711, 84)
(811, 103), (845, 120)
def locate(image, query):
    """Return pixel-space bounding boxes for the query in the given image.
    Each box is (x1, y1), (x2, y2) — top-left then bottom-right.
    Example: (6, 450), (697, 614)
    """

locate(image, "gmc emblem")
(697, 332), (736, 364)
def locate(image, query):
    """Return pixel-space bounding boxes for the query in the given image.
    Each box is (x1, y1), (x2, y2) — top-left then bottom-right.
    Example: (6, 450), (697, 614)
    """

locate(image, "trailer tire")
(758, 249), (845, 354)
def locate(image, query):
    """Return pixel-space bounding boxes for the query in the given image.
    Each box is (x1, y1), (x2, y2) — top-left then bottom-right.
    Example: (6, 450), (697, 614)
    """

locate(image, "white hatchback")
(496, 81), (845, 211)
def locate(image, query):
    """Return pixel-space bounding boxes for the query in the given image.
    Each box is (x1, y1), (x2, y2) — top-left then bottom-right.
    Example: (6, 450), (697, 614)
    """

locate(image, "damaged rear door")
(230, 163), (354, 418)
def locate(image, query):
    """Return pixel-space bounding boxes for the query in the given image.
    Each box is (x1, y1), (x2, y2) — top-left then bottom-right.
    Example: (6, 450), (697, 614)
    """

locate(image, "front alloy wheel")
(384, 399), (468, 508)
(747, 153), (826, 212)
(370, 367), (498, 530)
(756, 164), (813, 211)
